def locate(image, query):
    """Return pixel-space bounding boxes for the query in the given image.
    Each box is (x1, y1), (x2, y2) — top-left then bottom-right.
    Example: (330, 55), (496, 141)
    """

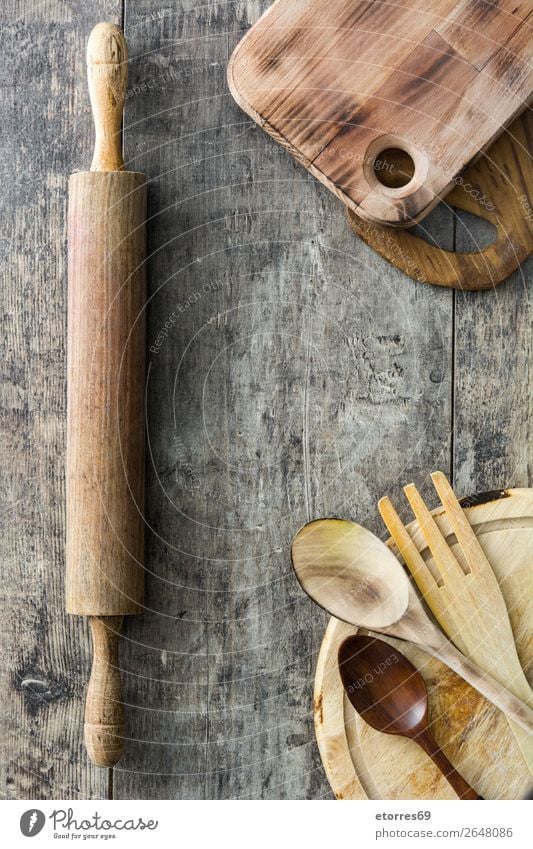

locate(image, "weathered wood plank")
(0, 0), (121, 800)
(115, 0), (454, 799)
(113, 0), (223, 800)
(453, 249), (532, 491)
(115, 1), (530, 800)
(8, 0), (529, 802)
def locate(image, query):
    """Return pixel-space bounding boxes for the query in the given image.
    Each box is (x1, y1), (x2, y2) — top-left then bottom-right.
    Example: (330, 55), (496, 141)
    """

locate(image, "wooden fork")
(379, 471), (533, 775)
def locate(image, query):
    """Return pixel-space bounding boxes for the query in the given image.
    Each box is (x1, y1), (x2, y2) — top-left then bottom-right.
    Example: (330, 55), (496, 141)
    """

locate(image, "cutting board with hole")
(347, 112), (533, 289)
(228, 0), (533, 228)
(313, 488), (533, 800)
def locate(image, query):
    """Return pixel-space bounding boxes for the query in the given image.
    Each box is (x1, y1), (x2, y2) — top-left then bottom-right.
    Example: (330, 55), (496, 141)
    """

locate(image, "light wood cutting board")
(314, 488), (533, 800)
(228, 0), (533, 228)
(347, 111), (533, 290)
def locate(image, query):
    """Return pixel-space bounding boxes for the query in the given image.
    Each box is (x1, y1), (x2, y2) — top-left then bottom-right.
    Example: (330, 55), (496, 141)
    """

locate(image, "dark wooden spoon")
(338, 634), (482, 800)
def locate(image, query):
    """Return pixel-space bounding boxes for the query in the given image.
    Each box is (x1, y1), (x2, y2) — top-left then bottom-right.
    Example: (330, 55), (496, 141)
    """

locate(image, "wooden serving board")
(348, 111), (533, 290)
(314, 488), (533, 800)
(228, 0), (533, 228)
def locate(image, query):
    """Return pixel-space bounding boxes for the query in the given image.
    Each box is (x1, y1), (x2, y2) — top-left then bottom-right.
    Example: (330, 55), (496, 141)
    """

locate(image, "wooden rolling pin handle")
(87, 22), (128, 172)
(84, 616), (126, 768)
(415, 731), (482, 800)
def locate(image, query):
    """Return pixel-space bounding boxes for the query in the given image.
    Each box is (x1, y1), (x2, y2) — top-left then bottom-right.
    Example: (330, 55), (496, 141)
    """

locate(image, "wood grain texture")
(435, 0), (532, 70)
(452, 253), (533, 496)
(228, 0), (533, 226)
(66, 20), (148, 770)
(380, 473), (533, 771)
(87, 22), (128, 172)
(66, 171), (146, 617)
(347, 111), (533, 289)
(291, 517), (533, 732)
(0, 0), (121, 801)
(112, 0), (454, 800)
(85, 616), (126, 768)
(315, 490), (533, 799)
(0, 0), (530, 800)
(338, 635), (481, 799)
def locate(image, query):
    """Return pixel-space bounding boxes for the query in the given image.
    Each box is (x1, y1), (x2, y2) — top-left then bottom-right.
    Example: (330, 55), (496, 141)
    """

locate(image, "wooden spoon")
(338, 635), (482, 800)
(291, 518), (533, 733)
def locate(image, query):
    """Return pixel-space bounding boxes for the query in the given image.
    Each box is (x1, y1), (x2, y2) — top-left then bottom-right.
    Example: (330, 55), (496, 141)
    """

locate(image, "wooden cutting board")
(314, 488), (533, 800)
(228, 0), (533, 228)
(347, 111), (533, 290)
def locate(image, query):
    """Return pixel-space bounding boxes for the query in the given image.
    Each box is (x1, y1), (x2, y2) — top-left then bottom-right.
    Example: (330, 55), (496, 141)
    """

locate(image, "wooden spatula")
(379, 472), (533, 775)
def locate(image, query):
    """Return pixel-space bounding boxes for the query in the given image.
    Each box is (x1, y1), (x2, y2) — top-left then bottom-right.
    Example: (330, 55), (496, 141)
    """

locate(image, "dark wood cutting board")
(228, 0), (533, 228)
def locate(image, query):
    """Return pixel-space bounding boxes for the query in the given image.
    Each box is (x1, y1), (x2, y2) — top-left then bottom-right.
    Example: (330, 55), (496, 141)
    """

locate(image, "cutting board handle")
(87, 22), (128, 172)
(347, 112), (533, 289)
(84, 616), (126, 767)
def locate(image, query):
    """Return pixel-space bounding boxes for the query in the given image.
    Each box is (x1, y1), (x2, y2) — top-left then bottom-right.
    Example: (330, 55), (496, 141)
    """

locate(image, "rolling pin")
(66, 22), (147, 767)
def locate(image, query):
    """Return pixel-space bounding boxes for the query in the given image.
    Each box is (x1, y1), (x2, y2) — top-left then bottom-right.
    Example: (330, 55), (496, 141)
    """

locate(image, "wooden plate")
(314, 488), (533, 800)
(228, 0), (533, 227)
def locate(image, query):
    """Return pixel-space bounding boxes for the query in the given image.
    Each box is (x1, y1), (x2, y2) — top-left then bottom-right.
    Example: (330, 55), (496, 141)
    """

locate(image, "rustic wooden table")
(1, 1), (531, 800)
